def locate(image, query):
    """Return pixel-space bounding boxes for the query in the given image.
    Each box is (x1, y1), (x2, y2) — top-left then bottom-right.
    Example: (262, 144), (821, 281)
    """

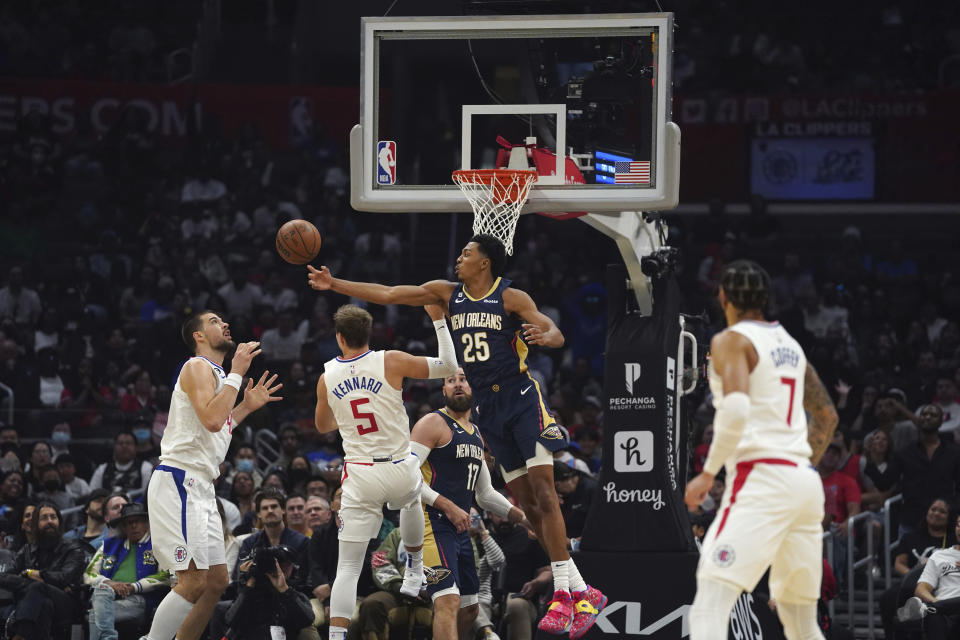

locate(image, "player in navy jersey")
(409, 367), (527, 639)
(308, 234), (606, 636)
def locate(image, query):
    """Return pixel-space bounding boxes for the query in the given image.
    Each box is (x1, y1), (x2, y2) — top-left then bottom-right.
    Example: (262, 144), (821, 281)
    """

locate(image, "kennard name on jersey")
(329, 375), (384, 399)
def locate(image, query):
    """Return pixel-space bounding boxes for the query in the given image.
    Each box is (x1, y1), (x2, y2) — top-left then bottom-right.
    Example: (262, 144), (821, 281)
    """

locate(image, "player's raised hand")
(230, 341), (261, 377)
(307, 265), (333, 290)
(684, 472), (714, 511)
(243, 371), (283, 411)
(424, 303), (446, 321)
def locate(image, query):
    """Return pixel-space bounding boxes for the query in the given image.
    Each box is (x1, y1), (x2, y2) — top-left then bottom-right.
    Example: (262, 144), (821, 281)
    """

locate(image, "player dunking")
(314, 304), (459, 640)
(144, 311), (282, 640)
(684, 261), (839, 640)
(307, 234), (606, 637)
(409, 367), (528, 639)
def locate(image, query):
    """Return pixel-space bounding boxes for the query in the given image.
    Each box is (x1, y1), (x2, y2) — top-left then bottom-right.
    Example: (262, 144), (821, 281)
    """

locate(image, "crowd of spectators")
(0, 2), (956, 636)
(0, 0), (202, 82)
(670, 0), (960, 92)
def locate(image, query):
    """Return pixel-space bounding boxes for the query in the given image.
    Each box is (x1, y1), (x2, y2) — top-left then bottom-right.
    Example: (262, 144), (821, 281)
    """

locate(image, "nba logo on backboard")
(377, 141), (397, 185)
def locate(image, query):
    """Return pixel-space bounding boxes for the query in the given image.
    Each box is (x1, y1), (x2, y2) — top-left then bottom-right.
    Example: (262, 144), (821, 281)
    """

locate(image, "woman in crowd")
(286, 455), (313, 495)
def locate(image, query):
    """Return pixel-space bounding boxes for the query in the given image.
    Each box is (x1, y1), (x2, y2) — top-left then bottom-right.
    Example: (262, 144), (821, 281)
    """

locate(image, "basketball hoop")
(452, 169), (538, 255)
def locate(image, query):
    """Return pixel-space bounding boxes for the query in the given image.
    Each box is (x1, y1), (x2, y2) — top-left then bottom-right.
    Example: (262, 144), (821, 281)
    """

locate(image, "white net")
(452, 169), (537, 255)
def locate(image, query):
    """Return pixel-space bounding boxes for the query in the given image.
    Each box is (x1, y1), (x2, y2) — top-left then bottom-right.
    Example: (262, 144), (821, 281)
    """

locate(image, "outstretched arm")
(503, 288), (564, 349)
(307, 265), (454, 308)
(803, 362), (839, 465)
(384, 305), (459, 387)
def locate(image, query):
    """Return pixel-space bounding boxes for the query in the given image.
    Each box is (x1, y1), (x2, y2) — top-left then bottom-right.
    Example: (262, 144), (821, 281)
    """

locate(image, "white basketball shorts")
(698, 458), (825, 603)
(148, 464), (226, 572)
(338, 456), (421, 542)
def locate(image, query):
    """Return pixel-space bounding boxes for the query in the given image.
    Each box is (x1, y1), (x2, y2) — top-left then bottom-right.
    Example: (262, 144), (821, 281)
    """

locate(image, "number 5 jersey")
(324, 350), (411, 461)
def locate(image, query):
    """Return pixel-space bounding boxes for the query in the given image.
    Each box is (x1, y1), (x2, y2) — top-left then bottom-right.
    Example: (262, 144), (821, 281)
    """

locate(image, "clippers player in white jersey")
(314, 304), (458, 640)
(685, 261), (839, 640)
(144, 311), (282, 640)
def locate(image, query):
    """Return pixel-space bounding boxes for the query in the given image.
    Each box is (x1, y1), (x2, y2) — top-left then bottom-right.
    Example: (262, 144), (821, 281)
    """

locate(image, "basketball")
(276, 220), (321, 265)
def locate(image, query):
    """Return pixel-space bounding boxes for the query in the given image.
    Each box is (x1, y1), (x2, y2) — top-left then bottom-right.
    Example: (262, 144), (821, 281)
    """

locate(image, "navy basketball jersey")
(448, 277), (528, 390)
(421, 409), (485, 514)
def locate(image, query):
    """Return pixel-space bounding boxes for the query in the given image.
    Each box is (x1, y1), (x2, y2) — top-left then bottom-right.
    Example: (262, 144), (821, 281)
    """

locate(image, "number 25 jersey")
(707, 320), (812, 465)
(324, 350), (410, 461)
(448, 277), (528, 390)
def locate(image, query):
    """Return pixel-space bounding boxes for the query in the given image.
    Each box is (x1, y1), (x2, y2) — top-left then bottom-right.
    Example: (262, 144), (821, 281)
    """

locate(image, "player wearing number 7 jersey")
(307, 233), (606, 637)
(314, 303), (459, 640)
(684, 260), (839, 640)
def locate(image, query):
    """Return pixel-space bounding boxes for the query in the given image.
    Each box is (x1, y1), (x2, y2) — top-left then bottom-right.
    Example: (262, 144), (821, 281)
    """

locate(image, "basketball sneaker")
(898, 596), (936, 622)
(569, 585), (608, 639)
(537, 590), (574, 635)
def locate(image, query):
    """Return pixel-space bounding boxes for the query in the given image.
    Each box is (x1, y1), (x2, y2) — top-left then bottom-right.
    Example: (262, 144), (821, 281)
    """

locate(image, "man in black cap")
(82, 502), (170, 639)
(64, 488), (110, 550)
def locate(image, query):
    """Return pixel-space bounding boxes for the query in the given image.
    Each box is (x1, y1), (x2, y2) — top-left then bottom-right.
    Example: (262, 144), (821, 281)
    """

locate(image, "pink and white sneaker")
(569, 585), (608, 639)
(537, 590), (574, 635)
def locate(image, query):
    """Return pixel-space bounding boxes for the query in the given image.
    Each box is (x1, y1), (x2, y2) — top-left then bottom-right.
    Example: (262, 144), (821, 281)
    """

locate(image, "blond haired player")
(314, 304), (458, 640)
(144, 311), (282, 640)
(684, 261), (838, 640)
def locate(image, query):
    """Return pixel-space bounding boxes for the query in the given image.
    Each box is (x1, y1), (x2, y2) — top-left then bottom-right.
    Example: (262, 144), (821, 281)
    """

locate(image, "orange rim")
(452, 169), (538, 204)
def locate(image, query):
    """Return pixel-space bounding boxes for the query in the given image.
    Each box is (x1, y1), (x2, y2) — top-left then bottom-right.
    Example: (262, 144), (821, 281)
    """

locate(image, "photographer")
(211, 488), (316, 639)
(222, 545), (315, 639)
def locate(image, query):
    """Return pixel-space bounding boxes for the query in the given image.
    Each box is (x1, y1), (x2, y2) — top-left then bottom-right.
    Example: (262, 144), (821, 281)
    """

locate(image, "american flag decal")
(614, 161), (651, 184)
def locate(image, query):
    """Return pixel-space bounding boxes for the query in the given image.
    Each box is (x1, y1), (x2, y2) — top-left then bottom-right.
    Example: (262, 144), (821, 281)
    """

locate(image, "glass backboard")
(350, 13), (680, 213)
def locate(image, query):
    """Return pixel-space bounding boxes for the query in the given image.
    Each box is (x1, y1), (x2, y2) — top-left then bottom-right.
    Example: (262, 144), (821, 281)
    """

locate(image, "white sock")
(146, 589), (194, 640)
(776, 600), (825, 640)
(329, 625), (348, 640)
(405, 547), (423, 575)
(568, 558), (587, 593)
(551, 560), (569, 593)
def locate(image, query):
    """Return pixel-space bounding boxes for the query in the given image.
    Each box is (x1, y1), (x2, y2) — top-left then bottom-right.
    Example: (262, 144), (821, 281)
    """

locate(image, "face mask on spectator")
(236, 459), (255, 473)
(51, 432), (70, 446)
(133, 428), (151, 443)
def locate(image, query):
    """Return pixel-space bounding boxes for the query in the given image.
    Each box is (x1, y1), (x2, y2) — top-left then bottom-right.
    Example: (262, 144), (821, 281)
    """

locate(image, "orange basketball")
(276, 220), (322, 265)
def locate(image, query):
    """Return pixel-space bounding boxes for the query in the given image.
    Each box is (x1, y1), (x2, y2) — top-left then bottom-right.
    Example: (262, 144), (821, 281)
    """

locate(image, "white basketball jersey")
(708, 320), (812, 464)
(324, 350), (411, 461)
(160, 356), (234, 481)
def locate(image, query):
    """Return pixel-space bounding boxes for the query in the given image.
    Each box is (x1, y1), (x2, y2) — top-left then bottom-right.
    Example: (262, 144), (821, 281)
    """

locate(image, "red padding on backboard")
(495, 139), (587, 220)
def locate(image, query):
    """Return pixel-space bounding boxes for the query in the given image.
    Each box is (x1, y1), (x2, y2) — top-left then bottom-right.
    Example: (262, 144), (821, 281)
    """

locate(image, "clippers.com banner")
(579, 267), (695, 553)
(0, 78), (368, 149)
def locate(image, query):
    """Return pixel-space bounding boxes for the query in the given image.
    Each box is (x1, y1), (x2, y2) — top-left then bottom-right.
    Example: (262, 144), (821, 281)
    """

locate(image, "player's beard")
(444, 392), (474, 413)
(213, 335), (236, 354)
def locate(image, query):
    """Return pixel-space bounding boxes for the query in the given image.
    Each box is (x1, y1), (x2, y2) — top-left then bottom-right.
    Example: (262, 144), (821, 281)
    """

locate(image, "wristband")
(433, 319), (447, 330)
(224, 373), (243, 391)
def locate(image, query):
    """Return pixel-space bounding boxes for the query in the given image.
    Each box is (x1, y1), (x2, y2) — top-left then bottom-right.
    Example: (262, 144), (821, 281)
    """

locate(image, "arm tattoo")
(803, 362), (840, 465)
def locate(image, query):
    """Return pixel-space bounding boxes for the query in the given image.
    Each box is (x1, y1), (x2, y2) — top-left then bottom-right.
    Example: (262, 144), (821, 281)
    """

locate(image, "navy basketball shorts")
(475, 376), (567, 474)
(423, 511), (479, 601)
